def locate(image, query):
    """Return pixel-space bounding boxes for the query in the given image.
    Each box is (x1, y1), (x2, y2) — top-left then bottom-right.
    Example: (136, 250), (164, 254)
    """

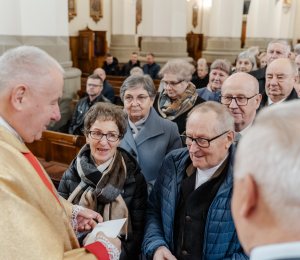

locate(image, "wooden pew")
(26, 131), (86, 188)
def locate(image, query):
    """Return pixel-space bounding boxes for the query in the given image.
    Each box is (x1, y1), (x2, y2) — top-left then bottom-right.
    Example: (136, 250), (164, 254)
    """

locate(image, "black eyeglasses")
(162, 80), (185, 88)
(181, 131), (229, 148)
(220, 94), (258, 106)
(88, 131), (121, 142)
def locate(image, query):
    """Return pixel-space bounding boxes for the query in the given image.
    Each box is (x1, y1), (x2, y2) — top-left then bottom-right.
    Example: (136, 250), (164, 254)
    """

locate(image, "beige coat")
(0, 126), (98, 259)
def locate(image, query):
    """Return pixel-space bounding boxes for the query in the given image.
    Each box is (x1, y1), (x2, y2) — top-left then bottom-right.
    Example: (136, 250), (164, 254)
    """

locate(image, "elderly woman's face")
(124, 86), (154, 123)
(163, 73), (189, 100)
(260, 56), (267, 69)
(86, 119), (121, 165)
(186, 111), (233, 171)
(236, 57), (253, 73)
(209, 69), (229, 92)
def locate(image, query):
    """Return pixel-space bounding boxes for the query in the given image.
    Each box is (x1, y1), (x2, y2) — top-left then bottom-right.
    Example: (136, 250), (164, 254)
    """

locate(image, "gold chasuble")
(0, 126), (109, 260)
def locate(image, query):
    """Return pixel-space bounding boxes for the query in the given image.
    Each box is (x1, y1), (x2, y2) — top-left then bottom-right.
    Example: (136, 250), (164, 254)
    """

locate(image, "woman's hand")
(77, 208), (103, 232)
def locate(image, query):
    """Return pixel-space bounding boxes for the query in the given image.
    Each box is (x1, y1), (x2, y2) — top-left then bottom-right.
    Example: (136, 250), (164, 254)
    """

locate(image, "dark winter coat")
(121, 60), (141, 77)
(102, 57), (120, 76)
(142, 146), (248, 260)
(248, 66), (267, 94)
(102, 80), (115, 103)
(142, 62), (161, 79)
(58, 147), (148, 260)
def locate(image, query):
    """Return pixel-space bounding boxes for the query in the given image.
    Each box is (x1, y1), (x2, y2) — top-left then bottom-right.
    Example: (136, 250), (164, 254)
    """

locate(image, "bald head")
(266, 58), (299, 103)
(94, 68), (106, 81)
(221, 73), (261, 132)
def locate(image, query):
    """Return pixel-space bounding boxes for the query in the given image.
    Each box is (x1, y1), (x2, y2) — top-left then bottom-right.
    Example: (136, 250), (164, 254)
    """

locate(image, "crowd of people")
(1, 37), (300, 260)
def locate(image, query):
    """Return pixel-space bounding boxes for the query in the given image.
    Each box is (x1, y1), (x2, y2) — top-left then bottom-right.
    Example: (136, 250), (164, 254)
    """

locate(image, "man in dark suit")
(94, 68), (115, 103)
(257, 58), (299, 113)
(142, 53), (161, 79)
(232, 101), (300, 260)
(249, 38), (291, 93)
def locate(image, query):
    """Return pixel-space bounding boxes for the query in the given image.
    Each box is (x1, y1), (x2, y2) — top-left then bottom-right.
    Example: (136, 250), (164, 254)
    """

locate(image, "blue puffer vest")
(142, 146), (248, 260)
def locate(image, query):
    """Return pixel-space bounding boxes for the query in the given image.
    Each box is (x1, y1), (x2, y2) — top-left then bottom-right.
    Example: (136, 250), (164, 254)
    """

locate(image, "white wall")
(0, 0), (68, 36)
(186, 0), (202, 34)
(68, 0), (112, 46)
(112, 0), (135, 35)
(293, 0), (300, 46)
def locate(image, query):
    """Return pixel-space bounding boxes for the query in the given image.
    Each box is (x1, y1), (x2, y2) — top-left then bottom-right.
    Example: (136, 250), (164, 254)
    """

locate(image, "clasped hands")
(76, 208), (121, 253)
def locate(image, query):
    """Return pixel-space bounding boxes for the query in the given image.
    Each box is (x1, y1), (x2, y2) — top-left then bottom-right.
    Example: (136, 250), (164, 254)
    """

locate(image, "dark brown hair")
(83, 103), (127, 138)
(105, 53), (112, 58)
(88, 74), (103, 85)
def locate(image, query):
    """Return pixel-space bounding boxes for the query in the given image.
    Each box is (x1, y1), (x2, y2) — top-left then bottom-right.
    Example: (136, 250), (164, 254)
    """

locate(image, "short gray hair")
(187, 101), (234, 134)
(295, 54), (300, 61)
(130, 67), (144, 76)
(234, 100), (300, 232)
(158, 59), (195, 81)
(197, 58), (207, 64)
(294, 43), (300, 55)
(237, 51), (257, 70)
(0, 46), (64, 94)
(120, 74), (156, 101)
(210, 59), (232, 76)
(247, 46), (259, 56)
(267, 38), (291, 56)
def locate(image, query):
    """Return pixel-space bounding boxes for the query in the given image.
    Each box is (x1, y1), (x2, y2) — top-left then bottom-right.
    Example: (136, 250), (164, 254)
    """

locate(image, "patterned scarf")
(67, 144), (132, 239)
(158, 82), (198, 120)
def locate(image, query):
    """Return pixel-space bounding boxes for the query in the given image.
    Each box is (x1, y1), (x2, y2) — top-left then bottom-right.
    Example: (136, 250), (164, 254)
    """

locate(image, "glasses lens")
(236, 97), (247, 105)
(124, 96), (133, 103)
(196, 138), (209, 148)
(107, 133), (119, 142)
(91, 131), (103, 139)
(221, 96), (232, 105)
(181, 135), (188, 145)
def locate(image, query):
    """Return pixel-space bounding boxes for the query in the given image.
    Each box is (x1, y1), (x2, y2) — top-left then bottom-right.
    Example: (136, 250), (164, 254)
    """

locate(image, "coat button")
(182, 250), (189, 256)
(185, 216), (191, 221)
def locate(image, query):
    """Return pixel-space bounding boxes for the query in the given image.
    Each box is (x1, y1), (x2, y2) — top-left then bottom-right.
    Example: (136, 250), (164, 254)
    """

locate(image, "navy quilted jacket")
(142, 146), (248, 260)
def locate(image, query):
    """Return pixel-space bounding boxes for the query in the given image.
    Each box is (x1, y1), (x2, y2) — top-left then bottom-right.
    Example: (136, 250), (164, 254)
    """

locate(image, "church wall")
(68, 0), (112, 46)
(293, 0), (300, 47)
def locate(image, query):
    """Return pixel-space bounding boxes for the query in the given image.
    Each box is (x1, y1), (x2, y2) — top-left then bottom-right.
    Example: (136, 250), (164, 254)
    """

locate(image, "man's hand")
(77, 208), (103, 232)
(96, 231), (122, 254)
(153, 246), (177, 260)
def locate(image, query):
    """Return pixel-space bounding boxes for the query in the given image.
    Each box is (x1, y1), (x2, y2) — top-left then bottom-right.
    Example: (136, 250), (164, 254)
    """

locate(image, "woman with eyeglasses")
(119, 74), (182, 192)
(153, 59), (206, 135)
(58, 102), (147, 260)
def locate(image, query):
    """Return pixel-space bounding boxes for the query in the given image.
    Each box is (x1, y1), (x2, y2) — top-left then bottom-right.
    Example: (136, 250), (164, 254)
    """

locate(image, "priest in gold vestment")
(0, 46), (121, 259)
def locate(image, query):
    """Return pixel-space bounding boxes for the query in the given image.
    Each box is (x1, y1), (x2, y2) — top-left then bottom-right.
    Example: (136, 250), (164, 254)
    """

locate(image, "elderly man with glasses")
(69, 74), (110, 135)
(221, 73), (262, 146)
(142, 102), (248, 260)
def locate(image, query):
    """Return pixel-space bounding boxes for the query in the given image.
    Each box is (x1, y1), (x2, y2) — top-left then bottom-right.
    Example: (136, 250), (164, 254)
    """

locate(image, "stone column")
(109, 0), (139, 63)
(202, 0), (244, 63)
(0, 0), (81, 99)
(139, 0), (192, 67)
(245, 0), (296, 51)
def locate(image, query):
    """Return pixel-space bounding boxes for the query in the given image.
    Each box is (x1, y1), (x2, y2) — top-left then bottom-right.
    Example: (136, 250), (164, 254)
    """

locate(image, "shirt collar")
(97, 156), (113, 173)
(0, 116), (24, 143)
(250, 241), (300, 260)
(238, 122), (253, 136)
(268, 96), (286, 106)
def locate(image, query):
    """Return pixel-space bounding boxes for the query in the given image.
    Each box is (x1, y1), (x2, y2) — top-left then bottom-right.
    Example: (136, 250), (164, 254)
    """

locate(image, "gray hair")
(210, 59), (232, 76)
(267, 38), (291, 57)
(234, 100), (300, 232)
(130, 67), (144, 76)
(247, 46), (260, 56)
(120, 74), (156, 101)
(197, 58), (207, 64)
(187, 101), (234, 135)
(289, 59), (299, 78)
(237, 51), (257, 70)
(294, 43), (300, 55)
(158, 59), (195, 81)
(0, 46), (64, 94)
(295, 54), (300, 61)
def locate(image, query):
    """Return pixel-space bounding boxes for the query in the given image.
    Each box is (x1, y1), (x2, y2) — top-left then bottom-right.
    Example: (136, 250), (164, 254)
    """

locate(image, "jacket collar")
(0, 125), (29, 154)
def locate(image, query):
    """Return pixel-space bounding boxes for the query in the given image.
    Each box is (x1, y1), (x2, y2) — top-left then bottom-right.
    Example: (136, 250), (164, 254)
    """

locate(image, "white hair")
(130, 67), (144, 76)
(295, 54), (300, 61)
(0, 46), (64, 94)
(234, 100), (300, 232)
(294, 43), (300, 55)
(267, 38), (291, 57)
(197, 58), (207, 64)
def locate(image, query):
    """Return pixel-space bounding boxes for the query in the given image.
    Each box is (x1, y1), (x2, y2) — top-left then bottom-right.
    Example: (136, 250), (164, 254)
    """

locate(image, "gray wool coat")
(120, 107), (182, 183)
